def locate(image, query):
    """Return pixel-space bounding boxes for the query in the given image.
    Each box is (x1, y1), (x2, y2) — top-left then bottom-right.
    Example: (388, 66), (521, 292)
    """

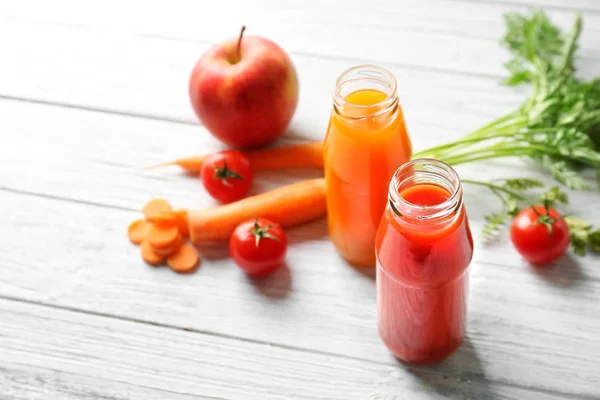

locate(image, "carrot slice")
(149, 209), (189, 236)
(145, 155), (208, 173)
(147, 223), (179, 249)
(127, 219), (150, 244)
(140, 239), (165, 266)
(149, 211), (177, 227)
(142, 198), (172, 220)
(153, 234), (184, 256)
(167, 244), (200, 273)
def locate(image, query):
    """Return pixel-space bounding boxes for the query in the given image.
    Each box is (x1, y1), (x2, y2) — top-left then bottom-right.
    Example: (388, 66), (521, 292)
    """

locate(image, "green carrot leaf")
(415, 10), (600, 258)
(565, 216), (596, 256)
(501, 178), (544, 191)
(540, 186), (569, 206)
(482, 212), (512, 241)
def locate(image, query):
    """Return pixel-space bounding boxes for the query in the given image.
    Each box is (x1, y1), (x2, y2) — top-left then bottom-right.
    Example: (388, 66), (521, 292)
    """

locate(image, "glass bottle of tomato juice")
(324, 65), (412, 267)
(375, 159), (474, 363)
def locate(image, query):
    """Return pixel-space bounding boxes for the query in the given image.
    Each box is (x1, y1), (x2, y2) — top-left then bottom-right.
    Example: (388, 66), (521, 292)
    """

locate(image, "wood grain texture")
(2, 0), (600, 122)
(0, 97), (506, 210)
(2, 0), (600, 398)
(0, 172), (599, 397)
(0, 18), (522, 129)
(0, 367), (207, 400)
(459, 0), (600, 13)
(0, 298), (581, 400)
(5, 0), (600, 65)
(0, 96), (598, 232)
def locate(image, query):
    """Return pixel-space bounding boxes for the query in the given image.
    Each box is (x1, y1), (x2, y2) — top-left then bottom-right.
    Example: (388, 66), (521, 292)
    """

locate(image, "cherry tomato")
(200, 150), (253, 203)
(229, 218), (288, 275)
(510, 205), (570, 265)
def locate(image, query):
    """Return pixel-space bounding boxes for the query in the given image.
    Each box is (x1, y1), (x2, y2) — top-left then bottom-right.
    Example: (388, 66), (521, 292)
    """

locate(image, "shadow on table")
(346, 262), (377, 280)
(531, 252), (586, 289)
(246, 262), (292, 300)
(287, 217), (330, 244)
(197, 243), (230, 260)
(400, 337), (499, 400)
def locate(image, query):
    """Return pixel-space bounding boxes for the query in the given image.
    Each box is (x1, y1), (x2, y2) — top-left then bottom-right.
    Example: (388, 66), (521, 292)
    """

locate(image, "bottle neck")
(332, 64), (398, 120)
(388, 159), (463, 226)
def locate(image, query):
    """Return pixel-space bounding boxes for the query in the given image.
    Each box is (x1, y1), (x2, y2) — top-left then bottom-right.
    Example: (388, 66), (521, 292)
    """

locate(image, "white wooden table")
(1, 1), (600, 399)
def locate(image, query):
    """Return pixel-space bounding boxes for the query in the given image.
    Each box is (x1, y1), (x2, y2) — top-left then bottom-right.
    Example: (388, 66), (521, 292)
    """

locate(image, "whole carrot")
(145, 142), (324, 174)
(188, 178), (326, 245)
(248, 141), (323, 171)
(145, 155), (209, 173)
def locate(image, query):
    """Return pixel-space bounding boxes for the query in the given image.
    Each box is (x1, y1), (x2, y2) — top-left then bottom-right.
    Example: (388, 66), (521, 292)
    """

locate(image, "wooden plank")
(4, 0), (600, 67)
(0, 367), (205, 400)
(0, 298), (578, 399)
(0, 2), (599, 397)
(0, 18), (523, 129)
(1, 1), (599, 122)
(0, 180), (599, 397)
(0, 96), (521, 213)
(0, 96), (598, 222)
(5, 0), (600, 55)
(6, 91), (594, 266)
(460, 0), (600, 13)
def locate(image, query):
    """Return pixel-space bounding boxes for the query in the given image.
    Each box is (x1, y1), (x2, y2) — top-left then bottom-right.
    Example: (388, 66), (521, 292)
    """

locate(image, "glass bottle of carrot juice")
(375, 159), (474, 364)
(324, 65), (412, 267)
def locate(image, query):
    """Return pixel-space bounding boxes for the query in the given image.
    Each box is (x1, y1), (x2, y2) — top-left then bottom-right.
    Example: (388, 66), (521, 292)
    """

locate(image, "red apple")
(189, 27), (299, 149)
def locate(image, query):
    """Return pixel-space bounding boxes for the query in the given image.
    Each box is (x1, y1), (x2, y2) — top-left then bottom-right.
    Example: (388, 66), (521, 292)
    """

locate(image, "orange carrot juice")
(324, 65), (412, 266)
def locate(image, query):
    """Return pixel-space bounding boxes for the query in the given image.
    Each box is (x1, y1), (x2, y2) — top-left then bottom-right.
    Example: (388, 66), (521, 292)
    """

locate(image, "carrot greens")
(413, 10), (600, 253)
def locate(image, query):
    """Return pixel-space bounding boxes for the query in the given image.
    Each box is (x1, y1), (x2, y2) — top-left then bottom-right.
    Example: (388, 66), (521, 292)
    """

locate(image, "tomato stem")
(250, 219), (282, 247)
(213, 160), (243, 187)
(531, 199), (562, 241)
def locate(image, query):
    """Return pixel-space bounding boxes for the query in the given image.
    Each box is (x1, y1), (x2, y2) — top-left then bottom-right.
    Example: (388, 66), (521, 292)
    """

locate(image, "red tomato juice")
(376, 178), (474, 364)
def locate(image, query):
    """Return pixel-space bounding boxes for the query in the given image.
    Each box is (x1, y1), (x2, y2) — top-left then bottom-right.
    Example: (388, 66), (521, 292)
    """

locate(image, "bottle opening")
(389, 158), (462, 222)
(333, 64), (398, 119)
(400, 183), (452, 207)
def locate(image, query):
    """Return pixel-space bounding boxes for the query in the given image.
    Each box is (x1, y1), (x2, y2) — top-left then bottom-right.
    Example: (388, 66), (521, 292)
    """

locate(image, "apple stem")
(236, 25), (246, 62)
